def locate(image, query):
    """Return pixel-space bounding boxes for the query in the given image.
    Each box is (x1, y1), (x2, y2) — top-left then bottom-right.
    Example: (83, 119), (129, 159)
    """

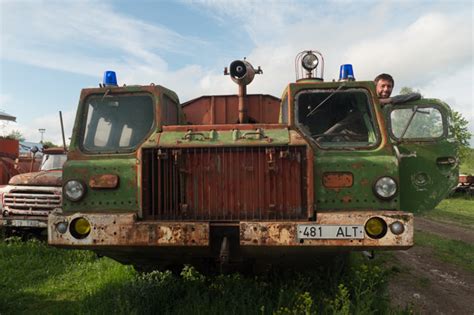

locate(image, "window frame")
(294, 88), (381, 150)
(79, 92), (156, 154)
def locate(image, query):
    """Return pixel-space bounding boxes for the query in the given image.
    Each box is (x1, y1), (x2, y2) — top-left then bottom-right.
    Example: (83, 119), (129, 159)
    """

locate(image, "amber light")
(365, 217), (387, 239)
(70, 217), (91, 239)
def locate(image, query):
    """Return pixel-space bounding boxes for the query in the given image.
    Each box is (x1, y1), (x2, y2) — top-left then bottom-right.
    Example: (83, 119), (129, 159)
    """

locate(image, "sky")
(0, 0), (472, 146)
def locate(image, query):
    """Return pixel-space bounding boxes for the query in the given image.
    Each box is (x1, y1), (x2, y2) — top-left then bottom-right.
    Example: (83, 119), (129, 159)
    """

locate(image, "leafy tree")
(450, 110), (472, 160)
(5, 130), (25, 141)
(41, 141), (59, 148)
(399, 86), (421, 96)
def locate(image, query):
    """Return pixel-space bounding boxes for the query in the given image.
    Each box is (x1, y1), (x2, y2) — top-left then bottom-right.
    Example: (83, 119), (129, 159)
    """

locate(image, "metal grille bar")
(142, 146), (307, 221)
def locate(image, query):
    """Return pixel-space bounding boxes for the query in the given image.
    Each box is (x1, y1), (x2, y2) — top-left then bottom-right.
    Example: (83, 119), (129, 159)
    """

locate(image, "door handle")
(436, 156), (457, 165)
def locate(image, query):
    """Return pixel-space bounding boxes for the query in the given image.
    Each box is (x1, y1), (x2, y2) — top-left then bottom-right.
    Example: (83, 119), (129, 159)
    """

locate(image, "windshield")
(40, 154), (67, 171)
(296, 89), (378, 148)
(82, 93), (154, 152)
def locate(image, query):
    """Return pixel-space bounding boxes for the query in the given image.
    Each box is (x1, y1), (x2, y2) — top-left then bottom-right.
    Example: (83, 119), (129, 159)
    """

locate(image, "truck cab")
(1, 148), (67, 237)
(48, 51), (458, 269)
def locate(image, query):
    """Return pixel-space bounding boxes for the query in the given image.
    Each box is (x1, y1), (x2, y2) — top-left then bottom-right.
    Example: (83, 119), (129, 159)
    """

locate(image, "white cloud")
(0, 110), (75, 146)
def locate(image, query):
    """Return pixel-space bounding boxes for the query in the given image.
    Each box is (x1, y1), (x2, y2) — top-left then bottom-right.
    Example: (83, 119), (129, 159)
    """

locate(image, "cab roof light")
(103, 70), (118, 86)
(339, 64), (355, 81)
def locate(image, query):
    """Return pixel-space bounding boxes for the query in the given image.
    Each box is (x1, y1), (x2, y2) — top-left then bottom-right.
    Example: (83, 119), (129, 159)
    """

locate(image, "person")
(374, 73), (421, 105)
(374, 73), (394, 104)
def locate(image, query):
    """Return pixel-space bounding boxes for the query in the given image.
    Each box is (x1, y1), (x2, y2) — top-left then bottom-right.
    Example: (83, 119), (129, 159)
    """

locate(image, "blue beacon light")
(339, 64), (355, 81)
(103, 71), (118, 86)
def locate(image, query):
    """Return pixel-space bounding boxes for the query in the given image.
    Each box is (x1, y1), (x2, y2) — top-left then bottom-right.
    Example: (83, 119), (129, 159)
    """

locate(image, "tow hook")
(219, 236), (230, 272)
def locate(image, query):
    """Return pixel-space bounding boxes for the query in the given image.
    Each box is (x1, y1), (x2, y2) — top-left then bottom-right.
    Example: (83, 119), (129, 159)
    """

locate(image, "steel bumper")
(0, 217), (48, 228)
(49, 210), (413, 249)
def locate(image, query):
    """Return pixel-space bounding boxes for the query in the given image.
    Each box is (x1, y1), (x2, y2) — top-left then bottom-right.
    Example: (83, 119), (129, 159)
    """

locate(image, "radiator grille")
(3, 189), (61, 217)
(142, 146), (307, 221)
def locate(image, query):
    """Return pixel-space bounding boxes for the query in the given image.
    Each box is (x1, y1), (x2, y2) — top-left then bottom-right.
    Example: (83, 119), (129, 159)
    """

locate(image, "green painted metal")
(62, 158), (139, 213)
(158, 128), (290, 147)
(384, 99), (459, 212)
(314, 152), (399, 210)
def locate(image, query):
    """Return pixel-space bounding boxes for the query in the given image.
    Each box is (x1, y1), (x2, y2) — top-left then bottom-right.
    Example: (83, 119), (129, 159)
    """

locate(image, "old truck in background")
(48, 50), (459, 271)
(0, 138), (41, 185)
(1, 147), (67, 238)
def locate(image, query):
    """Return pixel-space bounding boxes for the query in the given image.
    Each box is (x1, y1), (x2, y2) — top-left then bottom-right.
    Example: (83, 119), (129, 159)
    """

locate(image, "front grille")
(3, 189), (61, 217)
(142, 146), (307, 221)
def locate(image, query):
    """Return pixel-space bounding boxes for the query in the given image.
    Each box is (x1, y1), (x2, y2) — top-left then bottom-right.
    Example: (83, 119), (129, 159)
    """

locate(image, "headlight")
(365, 217), (387, 239)
(374, 177), (397, 199)
(56, 221), (68, 234)
(390, 221), (405, 235)
(302, 52), (319, 71)
(70, 217), (91, 239)
(64, 180), (85, 201)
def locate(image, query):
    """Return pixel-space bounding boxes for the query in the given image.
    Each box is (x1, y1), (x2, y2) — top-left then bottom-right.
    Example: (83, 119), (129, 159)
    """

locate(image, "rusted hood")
(9, 170), (63, 186)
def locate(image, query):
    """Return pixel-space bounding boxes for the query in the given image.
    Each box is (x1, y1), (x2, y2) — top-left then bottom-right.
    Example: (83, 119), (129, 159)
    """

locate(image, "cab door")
(384, 100), (458, 212)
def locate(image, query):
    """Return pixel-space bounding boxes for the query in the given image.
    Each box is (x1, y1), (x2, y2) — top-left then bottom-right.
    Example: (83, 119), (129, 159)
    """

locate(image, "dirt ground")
(387, 217), (474, 314)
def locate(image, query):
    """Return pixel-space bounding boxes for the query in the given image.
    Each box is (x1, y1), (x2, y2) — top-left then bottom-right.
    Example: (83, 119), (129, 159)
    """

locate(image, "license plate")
(297, 224), (364, 239)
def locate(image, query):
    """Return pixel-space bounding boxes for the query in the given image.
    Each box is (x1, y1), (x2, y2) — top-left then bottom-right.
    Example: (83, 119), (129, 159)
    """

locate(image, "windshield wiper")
(306, 83), (346, 117)
(399, 106), (430, 139)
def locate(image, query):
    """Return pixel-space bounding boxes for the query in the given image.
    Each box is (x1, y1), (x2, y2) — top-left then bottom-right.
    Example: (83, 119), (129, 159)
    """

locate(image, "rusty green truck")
(48, 51), (458, 270)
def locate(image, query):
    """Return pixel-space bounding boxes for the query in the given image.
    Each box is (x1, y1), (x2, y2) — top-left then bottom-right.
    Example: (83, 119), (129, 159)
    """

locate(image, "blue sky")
(0, 0), (472, 145)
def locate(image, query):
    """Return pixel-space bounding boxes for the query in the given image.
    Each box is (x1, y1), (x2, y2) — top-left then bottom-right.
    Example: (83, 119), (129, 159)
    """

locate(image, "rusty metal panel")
(181, 94), (281, 124)
(323, 172), (354, 188)
(49, 212), (209, 246)
(89, 174), (119, 189)
(240, 211), (413, 248)
(142, 146), (307, 221)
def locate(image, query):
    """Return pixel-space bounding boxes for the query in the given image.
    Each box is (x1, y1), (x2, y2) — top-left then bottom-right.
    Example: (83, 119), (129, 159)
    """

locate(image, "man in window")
(375, 73), (421, 105)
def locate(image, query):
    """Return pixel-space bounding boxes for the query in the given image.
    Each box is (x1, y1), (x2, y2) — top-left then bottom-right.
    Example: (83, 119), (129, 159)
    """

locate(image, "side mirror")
(31, 146), (39, 154)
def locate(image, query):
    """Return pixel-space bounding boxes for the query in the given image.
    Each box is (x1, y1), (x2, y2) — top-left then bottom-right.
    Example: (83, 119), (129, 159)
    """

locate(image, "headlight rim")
(373, 176), (398, 200)
(64, 179), (86, 202)
(302, 52), (319, 71)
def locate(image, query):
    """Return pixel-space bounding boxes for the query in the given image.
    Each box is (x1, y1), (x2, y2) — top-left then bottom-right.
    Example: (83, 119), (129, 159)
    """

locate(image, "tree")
(451, 110), (472, 160)
(41, 141), (60, 148)
(5, 130), (25, 141)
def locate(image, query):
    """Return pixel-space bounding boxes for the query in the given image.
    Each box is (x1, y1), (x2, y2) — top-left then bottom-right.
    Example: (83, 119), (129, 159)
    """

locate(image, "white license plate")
(297, 224), (365, 239)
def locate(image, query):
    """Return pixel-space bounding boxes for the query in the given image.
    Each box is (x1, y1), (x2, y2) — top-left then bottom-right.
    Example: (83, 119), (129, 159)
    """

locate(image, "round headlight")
(70, 217), (91, 239)
(56, 221), (68, 234)
(374, 177), (397, 199)
(390, 221), (405, 235)
(365, 217), (387, 239)
(302, 52), (319, 71)
(64, 180), (85, 201)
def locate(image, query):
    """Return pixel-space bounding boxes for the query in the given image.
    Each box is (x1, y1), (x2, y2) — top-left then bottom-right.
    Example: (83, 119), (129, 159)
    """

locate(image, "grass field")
(0, 239), (396, 315)
(415, 230), (474, 273)
(419, 196), (474, 228)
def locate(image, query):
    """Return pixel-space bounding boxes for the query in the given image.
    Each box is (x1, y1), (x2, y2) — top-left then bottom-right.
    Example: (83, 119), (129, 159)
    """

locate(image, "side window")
(162, 95), (178, 125)
(390, 106), (444, 140)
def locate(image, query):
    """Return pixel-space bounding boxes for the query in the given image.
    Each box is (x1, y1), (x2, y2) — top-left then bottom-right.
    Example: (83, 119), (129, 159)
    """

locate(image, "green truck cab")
(48, 51), (458, 269)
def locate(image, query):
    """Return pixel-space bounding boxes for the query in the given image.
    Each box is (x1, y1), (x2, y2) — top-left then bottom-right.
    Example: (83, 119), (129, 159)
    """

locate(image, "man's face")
(376, 79), (393, 98)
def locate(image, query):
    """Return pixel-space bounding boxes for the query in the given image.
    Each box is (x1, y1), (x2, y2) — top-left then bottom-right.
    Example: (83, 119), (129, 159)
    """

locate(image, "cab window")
(295, 88), (379, 148)
(82, 94), (154, 153)
(389, 106), (444, 140)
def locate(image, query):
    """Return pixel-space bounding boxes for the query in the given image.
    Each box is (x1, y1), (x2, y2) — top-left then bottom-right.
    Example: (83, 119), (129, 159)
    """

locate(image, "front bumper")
(48, 210), (413, 250)
(0, 217), (47, 228)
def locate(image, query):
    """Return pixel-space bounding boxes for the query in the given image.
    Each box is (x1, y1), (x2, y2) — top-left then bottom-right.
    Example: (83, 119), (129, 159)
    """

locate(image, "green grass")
(415, 230), (474, 273)
(0, 238), (401, 315)
(420, 196), (474, 228)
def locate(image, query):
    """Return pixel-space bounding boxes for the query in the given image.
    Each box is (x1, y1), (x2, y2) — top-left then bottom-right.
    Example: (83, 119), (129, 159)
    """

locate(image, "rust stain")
(341, 195), (352, 203)
(360, 178), (369, 186)
(323, 172), (353, 188)
(351, 163), (364, 169)
(89, 174), (119, 189)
